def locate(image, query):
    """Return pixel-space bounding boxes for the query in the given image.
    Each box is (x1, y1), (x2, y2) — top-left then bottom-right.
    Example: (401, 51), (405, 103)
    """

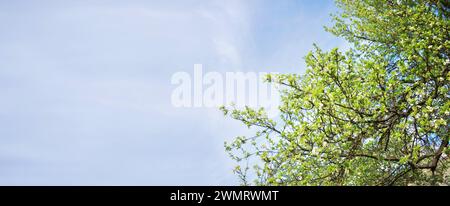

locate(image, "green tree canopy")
(222, 0), (450, 185)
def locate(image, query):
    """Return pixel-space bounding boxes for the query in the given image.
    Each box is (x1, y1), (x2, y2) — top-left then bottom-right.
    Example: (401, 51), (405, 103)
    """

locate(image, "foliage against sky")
(222, 0), (450, 186)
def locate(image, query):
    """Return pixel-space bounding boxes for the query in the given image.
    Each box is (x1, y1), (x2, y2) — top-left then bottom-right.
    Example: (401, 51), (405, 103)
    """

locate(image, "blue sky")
(0, 0), (346, 185)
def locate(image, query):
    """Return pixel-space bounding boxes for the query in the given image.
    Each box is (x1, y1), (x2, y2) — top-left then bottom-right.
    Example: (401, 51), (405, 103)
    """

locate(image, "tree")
(221, 0), (450, 186)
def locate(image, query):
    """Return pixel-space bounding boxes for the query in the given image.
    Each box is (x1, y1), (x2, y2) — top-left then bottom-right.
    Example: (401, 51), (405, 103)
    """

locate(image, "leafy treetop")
(221, 0), (450, 186)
